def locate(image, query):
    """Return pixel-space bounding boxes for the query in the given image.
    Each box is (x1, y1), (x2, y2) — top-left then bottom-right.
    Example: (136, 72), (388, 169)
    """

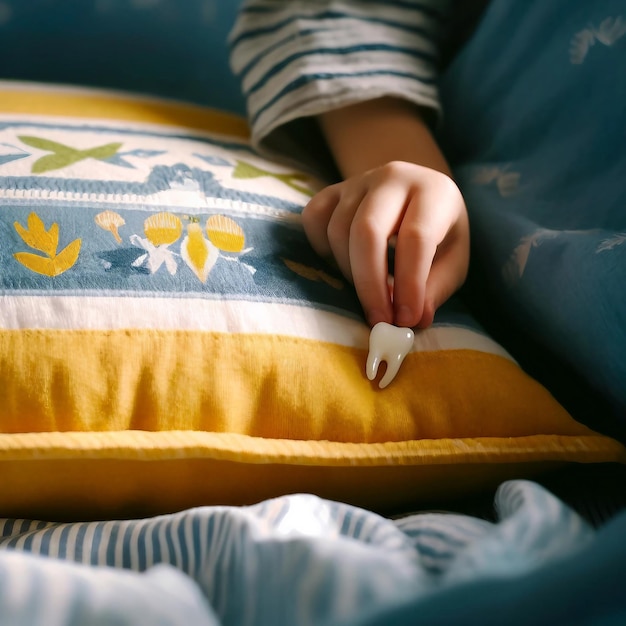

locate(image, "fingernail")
(395, 305), (414, 327)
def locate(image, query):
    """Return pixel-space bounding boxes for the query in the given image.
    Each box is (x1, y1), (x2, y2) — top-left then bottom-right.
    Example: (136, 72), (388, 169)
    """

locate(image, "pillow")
(0, 81), (624, 521)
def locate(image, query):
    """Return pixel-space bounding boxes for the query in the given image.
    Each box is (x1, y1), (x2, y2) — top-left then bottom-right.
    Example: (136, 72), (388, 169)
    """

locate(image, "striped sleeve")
(228, 0), (452, 171)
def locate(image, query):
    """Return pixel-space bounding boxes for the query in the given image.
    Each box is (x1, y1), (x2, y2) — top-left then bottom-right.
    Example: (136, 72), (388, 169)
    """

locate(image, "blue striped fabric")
(228, 0), (448, 166)
(0, 552), (218, 626)
(250, 68), (437, 127)
(244, 44), (438, 99)
(0, 481), (602, 625)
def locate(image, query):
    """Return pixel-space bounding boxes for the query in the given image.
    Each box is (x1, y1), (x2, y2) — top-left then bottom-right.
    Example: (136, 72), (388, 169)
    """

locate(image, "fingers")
(393, 174), (466, 327)
(302, 164), (470, 330)
(303, 177), (403, 325)
(347, 184), (409, 325)
(417, 218), (470, 328)
(301, 184), (342, 260)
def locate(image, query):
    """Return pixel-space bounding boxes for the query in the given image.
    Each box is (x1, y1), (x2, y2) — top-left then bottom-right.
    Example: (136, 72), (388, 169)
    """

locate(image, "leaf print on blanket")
(502, 231), (556, 286)
(569, 16), (626, 64)
(503, 228), (602, 286)
(13, 213), (81, 276)
(597, 232), (626, 252)
(472, 166), (520, 197)
(18, 136), (123, 174)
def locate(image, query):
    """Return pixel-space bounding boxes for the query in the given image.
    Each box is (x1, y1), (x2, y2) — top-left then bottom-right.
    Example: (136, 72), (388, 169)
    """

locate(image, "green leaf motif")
(233, 160), (314, 197)
(232, 160), (267, 180)
(86, 142), (124, 160)
(18, 135), (123, 174)
(19, 136), (76, 153)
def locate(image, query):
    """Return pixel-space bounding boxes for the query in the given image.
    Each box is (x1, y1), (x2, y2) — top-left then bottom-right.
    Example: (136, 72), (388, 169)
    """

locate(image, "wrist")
(317, 97), (451, 178)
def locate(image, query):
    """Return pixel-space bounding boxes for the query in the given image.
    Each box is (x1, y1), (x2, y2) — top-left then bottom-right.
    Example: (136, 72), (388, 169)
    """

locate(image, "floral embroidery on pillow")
(96, 211), (255, 282)
(13, 213), (81, 277)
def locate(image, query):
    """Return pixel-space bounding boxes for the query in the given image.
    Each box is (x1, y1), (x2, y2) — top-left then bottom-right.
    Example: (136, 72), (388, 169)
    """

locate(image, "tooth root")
(378, 356), (403, 389)
(366, 352), (380, 382)
(366, 322), (415, 389)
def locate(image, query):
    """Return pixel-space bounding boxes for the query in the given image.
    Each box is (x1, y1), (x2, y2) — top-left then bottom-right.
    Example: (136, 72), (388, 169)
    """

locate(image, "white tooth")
(366, 322), (415, 389)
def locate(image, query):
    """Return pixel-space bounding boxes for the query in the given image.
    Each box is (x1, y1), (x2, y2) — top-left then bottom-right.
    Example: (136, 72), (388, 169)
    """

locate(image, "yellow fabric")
(0, 329), (598, 440)
(2, 327), (624, 519)
(0, 85), (250, 137)
(1, 431), (624, 520)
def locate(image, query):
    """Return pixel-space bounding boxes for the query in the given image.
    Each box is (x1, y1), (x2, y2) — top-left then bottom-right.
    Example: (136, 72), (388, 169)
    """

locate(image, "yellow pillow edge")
(0, 84), (250, 138)
(1, 329), (590, 439)
(0, 431), (624, 466)
(0, 456), (573, 521)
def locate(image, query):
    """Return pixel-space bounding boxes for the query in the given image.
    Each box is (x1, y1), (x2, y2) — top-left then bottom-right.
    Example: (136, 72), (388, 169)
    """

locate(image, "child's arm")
(305, 97), (469, 328)
(229, 0), (464, 327)
(229, 1), (448, 168)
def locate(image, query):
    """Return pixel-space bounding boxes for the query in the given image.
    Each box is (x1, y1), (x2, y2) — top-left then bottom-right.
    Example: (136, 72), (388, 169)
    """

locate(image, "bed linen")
(1, 480), (625, 626)
(438, 0), (626, 439)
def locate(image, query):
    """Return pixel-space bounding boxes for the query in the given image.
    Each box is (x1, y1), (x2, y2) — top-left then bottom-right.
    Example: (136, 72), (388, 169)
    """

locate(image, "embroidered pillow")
(0, 82), (624, 520)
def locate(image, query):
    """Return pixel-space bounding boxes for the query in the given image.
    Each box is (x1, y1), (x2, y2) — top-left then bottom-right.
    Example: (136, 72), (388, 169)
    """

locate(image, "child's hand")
(302, 160), (469, 328)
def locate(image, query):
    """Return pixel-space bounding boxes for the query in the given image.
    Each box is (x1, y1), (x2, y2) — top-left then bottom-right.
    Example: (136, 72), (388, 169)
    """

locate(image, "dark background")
(0, 0), (246, 114)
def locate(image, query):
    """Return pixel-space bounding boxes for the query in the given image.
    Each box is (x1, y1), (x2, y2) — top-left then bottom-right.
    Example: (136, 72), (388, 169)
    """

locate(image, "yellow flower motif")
(95, 210), (125, 243)
(181, 222), (218, 283)
(14, 212), (81, 277)
(144, 212), (183, 246)
(206, 215), (245, 252)
(14, 212), (59, 257)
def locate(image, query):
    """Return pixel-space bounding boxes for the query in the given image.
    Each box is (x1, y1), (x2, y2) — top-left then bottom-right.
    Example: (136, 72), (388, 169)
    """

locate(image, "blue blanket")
(439, 0), (626, 438)
(1, 480), (624, 625)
